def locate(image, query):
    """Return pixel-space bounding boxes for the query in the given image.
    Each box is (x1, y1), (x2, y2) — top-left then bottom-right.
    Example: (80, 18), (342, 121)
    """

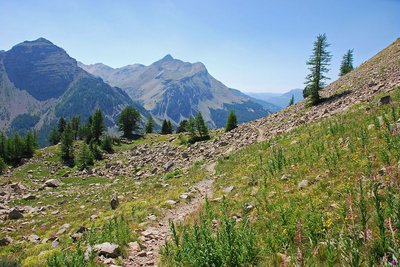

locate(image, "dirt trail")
(125, 163), (215, 266)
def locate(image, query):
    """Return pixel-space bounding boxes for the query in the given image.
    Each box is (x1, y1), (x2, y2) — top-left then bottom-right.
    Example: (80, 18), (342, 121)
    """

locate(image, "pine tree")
(91, 109), (106, 143)
(161, 119), (173, 134)
(145, 115), (155, 134)
(225, 110), (238, 132)
(303, 34), (332, 105)
(76, 142), (94, 170)
(288, 95), (295, 106)
(23, 131), (36, 158)
(187, 116), (197, 138)
(48, 127), (61, 145)
(176, 120), (189, 133)
(118, 106), (141, 138)
(196, 113), (209, 139)
(71, 116), (81, 140)
(12, 134), (24, 164)
(0, 132), (7, 161)
(58, 117), (67, 134)
(101, 135), (114, 153)
(339, 49), (354, 76)
(60, 124), (74, 163)
(0, 157), (6, 174)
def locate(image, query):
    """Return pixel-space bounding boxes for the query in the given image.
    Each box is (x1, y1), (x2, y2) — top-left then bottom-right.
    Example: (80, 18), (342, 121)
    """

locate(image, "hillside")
(79, 56), (271, 128)
(0, 38), (399, 267)
(0, 38), (147, 146)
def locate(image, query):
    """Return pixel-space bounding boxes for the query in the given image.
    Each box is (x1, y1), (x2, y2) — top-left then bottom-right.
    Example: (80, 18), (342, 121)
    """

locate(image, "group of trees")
(48, 109), (114, 169)
(303, 33), (354, 105)
(0, 131), (38, 173)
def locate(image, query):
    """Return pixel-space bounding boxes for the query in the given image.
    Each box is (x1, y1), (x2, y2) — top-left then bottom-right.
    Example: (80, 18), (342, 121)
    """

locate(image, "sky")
(0, 0), (399, 93)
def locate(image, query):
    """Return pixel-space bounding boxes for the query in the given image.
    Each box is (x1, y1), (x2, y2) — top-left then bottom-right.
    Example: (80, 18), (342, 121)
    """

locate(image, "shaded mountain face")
(0, 38), (146, 146)
(80, 56), (271, 128)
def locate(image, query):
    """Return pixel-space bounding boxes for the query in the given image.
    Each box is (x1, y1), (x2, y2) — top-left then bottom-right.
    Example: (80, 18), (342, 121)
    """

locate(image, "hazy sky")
(0, 1), (399, 93)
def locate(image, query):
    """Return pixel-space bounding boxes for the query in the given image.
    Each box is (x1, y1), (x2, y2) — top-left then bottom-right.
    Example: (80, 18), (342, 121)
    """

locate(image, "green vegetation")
(145, 115), (155, 134)
(76, 142), (94, 170)
(162, 199), (258, 266)
(166, 87), (400, 266)
(303, 33), (332, 104)
(340, 49), (354, 76)
(60, 123), (74, 163)
(225, 110), (238, 132)
(0, 131), (37, 166)
(91, 109), (106, 144)
(176, 120), (188, 133)
(118, 106), (141, 138)
(186, 113), (210, 143)
(161, 119), (173, 134)
(288, 95), (294, 106)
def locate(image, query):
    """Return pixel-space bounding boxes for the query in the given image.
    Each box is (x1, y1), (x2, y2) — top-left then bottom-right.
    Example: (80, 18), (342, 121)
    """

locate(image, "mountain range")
(246, 88), (304, 109)
(79, 56), (270, 128)
(0, 38), (280, 146)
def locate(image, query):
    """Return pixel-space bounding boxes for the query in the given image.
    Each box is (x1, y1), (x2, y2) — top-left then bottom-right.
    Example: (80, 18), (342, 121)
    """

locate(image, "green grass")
(162, 87), (400, 266)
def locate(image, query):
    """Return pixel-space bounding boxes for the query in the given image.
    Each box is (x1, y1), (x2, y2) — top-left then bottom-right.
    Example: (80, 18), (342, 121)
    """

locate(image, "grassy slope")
(163, 87), (400, 266)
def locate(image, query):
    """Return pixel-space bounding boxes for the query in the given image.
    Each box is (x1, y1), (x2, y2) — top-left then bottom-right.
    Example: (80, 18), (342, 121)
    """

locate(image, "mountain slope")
(80, 56), (271, 128)
(247, 88), (303, 109)
(0, 38), (147, 145)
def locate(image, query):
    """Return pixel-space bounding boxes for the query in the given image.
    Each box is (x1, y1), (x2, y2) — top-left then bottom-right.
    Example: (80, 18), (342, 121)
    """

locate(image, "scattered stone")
(164, 161), (174, 171)
(28, 234), (40, 243)
(110, 195), (119, 210)
(137, 250), (147, 257)
(45, 179), (61, 188)
(52, 239), (60, 248)
(94, 242), (120, 258)
(223, 185), (235, 193)
(8, 208), (23, 220)
(297, 180), (309, 189)
(165, 199), (177, 205)
(128, 241), (141, 252)
(23, 194), (36, 200)
(281, 174), (291, 180)
(379, 95), (391, 105)
(0, 236), (13, 246)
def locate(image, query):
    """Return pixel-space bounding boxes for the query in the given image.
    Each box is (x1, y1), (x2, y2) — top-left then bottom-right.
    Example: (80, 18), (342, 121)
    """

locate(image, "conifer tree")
(288, 95), (295, 106)
(60, 124), (74, 163)
(118, 106), (141, 138)
(48, 127), (61, 145)
(161, 119), (173, 134)
(76, 142), (94, 170)
(303, 34), (332, 105)
(91, 109), (106, 143)
(225, 110), (238, 132)
(101, 135), (114, 153)
(58, 117), (67, 134)
(0, 157), (6, 174)
(196, 113), (209, 138)
(339, 49), (354, 76)
(187, 116), (197, 138)
(145, 115), (155, 134)
(176, 120), (189, 133)
(71, 116), (81, 140)
(24, 131), (36, 158)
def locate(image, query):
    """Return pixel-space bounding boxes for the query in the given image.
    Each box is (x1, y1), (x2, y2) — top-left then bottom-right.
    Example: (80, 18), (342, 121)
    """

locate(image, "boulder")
(164, 161), (174, 171)
(45, 179), (61, 188)
(110, 195), (119, 210)
(28, 234), (40, 243)
(94, 242), (120, 258)
(379, 95), (391, 105)
(0, 236), (13, 246)
(297, 180), (309, 189)
(223, 185), (235, 193)
(8, 208), (23, 220)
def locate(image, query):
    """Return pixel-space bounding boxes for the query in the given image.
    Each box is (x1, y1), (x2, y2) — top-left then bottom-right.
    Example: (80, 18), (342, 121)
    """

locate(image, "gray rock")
(298, 180), (309, 189)
(94, 242), (120, 258)
(28, 234), (40, 243)
(0, 236), (13, 246)
(23, 194), (36, 200)
(379, 95), (391, 105)
(110, 195), (119, 210)
(165, 161), (174, 171)
(8, 208), (23, 220)
(45, 179), (61, 188)
(223, 185), (235, 193)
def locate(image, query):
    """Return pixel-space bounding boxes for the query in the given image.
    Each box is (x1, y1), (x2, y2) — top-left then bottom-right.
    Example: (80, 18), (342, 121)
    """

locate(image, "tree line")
(0, 131), (38, 174)
(303, 33), (354, 105)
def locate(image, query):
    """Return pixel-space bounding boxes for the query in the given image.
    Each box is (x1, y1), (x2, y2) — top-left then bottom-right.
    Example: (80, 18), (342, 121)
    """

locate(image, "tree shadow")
(315, 89), (353, 106)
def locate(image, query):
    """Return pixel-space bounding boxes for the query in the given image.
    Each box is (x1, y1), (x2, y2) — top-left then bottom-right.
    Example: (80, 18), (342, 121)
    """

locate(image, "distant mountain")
(230, 89), (281, 112)
(79, 56), (271, 128)
(247, 89), (303, 109)
(0, 38), (147, 146)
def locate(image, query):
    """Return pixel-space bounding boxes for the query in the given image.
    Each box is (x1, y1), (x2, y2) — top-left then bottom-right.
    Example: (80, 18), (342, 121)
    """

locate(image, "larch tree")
(339, 49), (354, 76)
(303, 33), (332, 105)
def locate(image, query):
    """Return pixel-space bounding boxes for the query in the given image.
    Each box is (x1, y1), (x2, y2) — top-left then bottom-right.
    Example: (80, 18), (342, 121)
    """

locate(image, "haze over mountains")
(0, 38), (281, 145)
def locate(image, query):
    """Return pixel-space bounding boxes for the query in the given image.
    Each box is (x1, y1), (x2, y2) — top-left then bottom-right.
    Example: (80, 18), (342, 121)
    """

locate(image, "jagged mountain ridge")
(0, 38), (147, 145)
(79, 56), (271, 127)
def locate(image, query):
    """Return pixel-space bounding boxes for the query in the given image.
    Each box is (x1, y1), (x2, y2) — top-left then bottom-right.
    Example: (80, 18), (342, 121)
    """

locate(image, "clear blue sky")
(0, 0), (399, 93)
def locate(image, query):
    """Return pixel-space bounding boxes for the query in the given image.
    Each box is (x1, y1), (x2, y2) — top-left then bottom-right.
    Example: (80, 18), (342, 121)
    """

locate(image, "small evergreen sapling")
(225, 110), (238, 132)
